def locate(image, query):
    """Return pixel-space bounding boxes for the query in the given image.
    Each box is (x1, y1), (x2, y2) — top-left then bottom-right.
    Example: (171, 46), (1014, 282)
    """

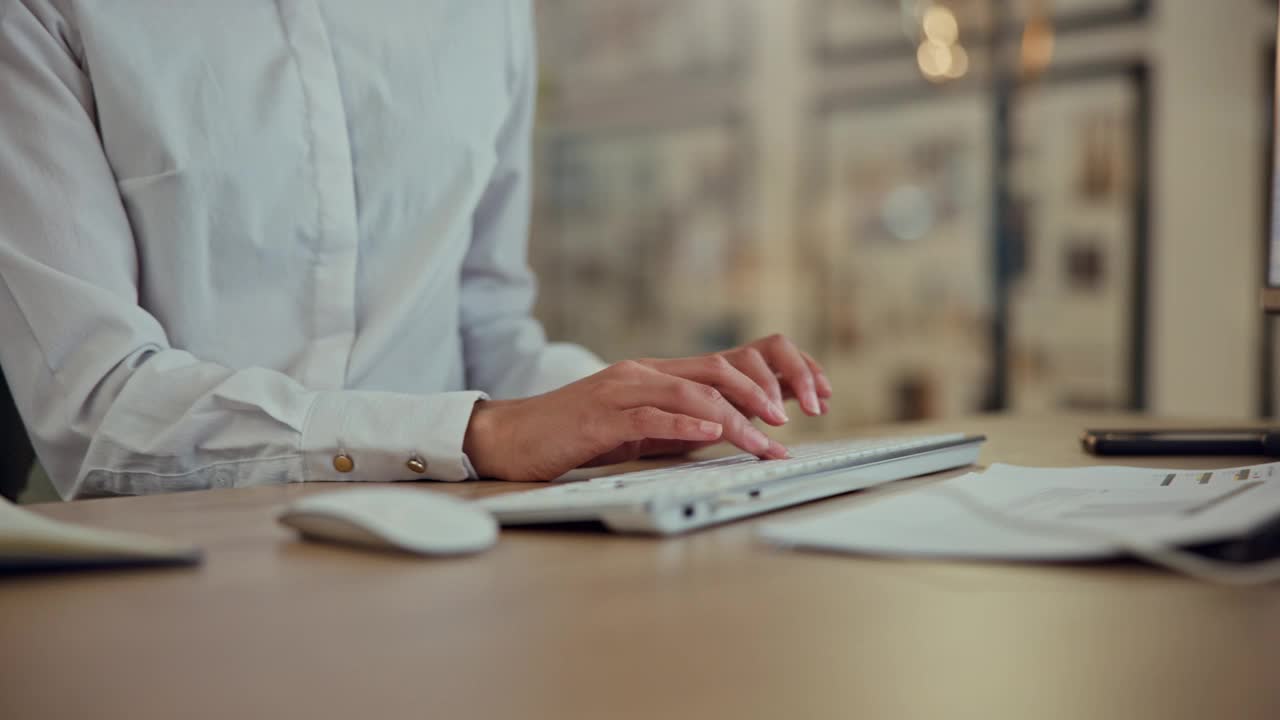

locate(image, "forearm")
(31, 343), (488, 498)
(8, 327), (483, 497)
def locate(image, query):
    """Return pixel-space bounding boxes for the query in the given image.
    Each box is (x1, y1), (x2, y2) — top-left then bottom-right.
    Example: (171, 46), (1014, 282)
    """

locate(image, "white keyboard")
(479, 433), (985, 535)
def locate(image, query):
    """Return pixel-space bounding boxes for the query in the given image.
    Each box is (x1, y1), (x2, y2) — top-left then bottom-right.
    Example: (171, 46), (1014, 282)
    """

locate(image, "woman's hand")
(463, 334), (834, 481)
(692, 333), (833, 417)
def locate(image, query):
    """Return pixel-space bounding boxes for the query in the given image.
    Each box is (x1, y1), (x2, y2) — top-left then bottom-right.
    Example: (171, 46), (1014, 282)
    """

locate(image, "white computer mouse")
(278, 488), (498, 556)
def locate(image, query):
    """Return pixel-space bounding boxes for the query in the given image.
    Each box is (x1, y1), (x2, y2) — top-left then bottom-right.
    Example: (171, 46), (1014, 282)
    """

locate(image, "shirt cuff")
(301, 389), (489, 482)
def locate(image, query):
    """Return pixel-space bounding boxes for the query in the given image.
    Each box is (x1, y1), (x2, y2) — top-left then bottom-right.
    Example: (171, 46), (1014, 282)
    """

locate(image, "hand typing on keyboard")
(462, 334), (834, 482)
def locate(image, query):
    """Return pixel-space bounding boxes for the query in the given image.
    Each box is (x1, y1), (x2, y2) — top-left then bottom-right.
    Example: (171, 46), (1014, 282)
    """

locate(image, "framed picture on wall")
(799, 86), (996, 426)
(530, 116), (757, 362)
(810, 0), (1150, 63)
(1005, 62), (1150, 412)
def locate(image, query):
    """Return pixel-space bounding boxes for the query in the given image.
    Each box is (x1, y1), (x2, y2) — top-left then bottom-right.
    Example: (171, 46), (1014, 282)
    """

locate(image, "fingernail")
(771, 402), (789, 423)
(819, 398), (829, 415)
(747, 426), (771, 454)
(804, 389), (821, 416)
(817, 373), (834, 397)
(699, 421), (723, 438)
(769, 440), (791, 459)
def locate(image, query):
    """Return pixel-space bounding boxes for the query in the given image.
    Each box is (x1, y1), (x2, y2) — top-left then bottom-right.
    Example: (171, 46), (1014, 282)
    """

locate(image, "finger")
(725, 347), (786, 413)
(615, 372), (788, 459)
(643, 355), (787, 426)
(615, 407), (723, 444)
(635, 438), (713, 458)
(759, 335), (821, 416)
(584, 438), (714, 467)
(802, 352), (834, 399)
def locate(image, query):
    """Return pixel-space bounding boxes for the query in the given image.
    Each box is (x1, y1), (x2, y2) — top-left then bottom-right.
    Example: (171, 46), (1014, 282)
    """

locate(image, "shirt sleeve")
(0, 2), (483, 499)
(457, 0), (607, 401)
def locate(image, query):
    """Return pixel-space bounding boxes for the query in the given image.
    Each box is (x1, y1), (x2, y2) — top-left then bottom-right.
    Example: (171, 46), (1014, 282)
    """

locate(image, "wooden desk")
(3, 414), (1280, 719)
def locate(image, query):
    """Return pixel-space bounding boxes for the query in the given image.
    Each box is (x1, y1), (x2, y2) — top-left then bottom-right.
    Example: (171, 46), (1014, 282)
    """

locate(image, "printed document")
(759, 463), (1280, 562)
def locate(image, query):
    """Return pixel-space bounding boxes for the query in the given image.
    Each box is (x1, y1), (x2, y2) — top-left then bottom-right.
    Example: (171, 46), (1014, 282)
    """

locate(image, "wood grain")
(3, 414), (1279, 720)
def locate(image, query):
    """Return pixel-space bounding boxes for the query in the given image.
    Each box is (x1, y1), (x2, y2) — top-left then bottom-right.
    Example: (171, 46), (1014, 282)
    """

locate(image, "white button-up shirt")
(0, 0), (604, 499)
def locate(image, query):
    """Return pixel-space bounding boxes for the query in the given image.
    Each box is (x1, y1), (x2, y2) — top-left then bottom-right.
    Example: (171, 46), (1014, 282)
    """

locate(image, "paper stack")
(759, 462), (1280, 565)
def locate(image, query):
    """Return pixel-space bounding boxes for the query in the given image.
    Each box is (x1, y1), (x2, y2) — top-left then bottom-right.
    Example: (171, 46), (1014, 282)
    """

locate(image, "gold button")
(406, 457), (427, 474)
(332, 453), (354, 473)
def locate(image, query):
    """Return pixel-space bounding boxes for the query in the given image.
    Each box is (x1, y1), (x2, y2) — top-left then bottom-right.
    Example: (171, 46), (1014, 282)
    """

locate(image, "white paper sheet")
(758, 462), (1280, 562)
(0, 497), (201, 569)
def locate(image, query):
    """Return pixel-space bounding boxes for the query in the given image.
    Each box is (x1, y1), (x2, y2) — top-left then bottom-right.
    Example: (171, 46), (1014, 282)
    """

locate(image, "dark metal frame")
(997, 59), (1152, 410)
(803, 57), (1151, 413)
(810, 0), (1151, 65)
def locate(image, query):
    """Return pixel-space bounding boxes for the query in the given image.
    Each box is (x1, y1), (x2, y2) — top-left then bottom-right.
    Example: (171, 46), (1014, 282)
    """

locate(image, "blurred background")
(528, 0), (1280, 434)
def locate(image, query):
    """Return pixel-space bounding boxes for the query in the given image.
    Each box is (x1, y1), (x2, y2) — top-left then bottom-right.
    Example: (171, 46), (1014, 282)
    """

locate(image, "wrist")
(463, 399), (511, 479)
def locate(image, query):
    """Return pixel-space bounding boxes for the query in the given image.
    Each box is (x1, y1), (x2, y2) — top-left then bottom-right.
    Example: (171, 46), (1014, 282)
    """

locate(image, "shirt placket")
(278, 0), (358, 391)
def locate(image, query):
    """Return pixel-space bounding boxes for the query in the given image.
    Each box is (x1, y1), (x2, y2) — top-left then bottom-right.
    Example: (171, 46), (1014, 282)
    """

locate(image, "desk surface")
(3, 413), (1280, 720)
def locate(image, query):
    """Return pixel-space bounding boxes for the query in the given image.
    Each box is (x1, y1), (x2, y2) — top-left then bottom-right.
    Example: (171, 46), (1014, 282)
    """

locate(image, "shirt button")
(406, 457), (427, 474)
(333, 454), (355, 473)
